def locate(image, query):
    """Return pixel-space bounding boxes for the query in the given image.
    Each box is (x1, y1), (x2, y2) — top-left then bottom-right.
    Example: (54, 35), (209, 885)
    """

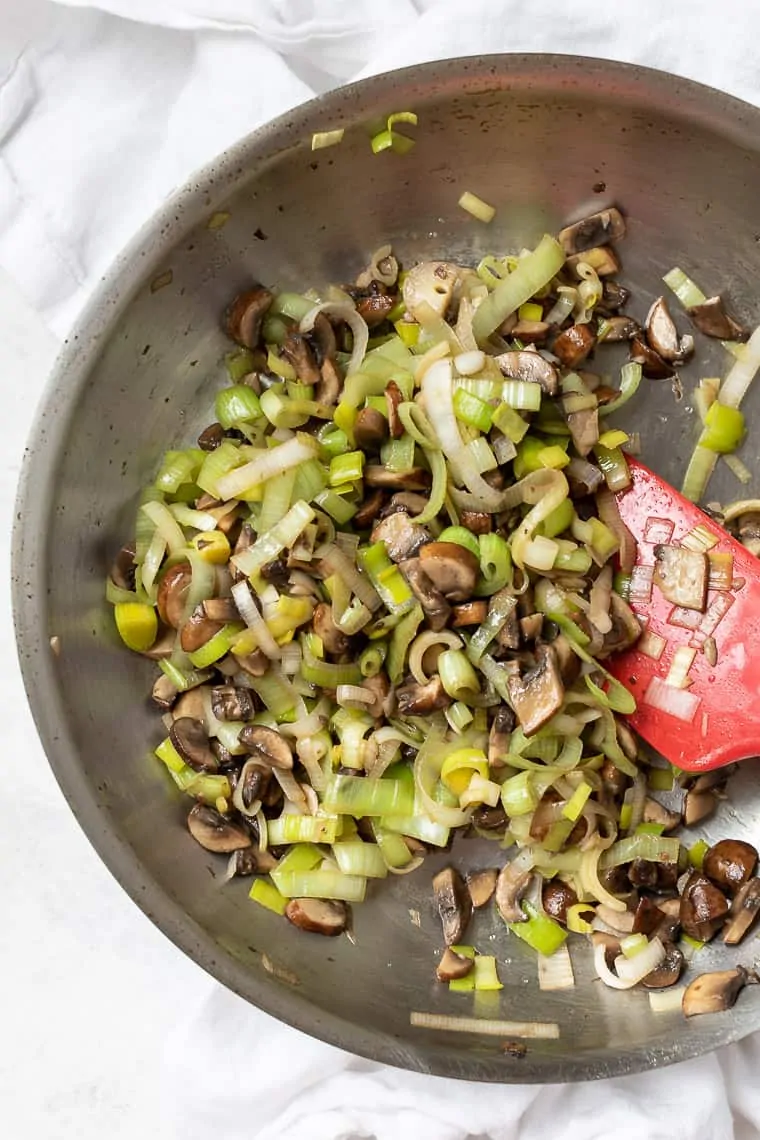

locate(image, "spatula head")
(606, 458), (760, 772)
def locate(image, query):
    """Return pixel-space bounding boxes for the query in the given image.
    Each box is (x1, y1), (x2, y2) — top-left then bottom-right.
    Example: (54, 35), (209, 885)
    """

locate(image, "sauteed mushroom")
(645, 297), (694, 363)
(237, 725), (294, 770)
(418, 542), (479, 601)
(170, 717), (218, 772)
(558, 208), (626, 254)
(187, 804), (251, 853)
(507, 644), (564, 735)
(433, 866), (472, 946)
(683, 967), (748, 1017)
(225, 285), (273, 348)
(703, 840), (758, 894)
(285, 898), (348, 936)
(688, 296), (747, 341)
(494, 351), (559, 395)
(436, 947), (474, 982)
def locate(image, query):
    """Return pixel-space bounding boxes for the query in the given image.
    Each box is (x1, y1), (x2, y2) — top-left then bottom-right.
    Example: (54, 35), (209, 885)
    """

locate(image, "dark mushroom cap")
(680, 871), (730, 941)
(552, 324), (596, 370)
(703, 839), (758, 894)
(398, 558), (451, 631)
(237, 724), (294, 770)
(355, 293), (395, 327)
(467, 868), (498, 909)
(284, 897), (349, 936)
(371, 512), (431, 563)
(210, 685), (255, 722)
(495, 861), (532, 923)
(395, 674), (451, 716)
(558, 207), (626, 255)
(353, 407), (389, 451)
(197, 422), (225, 451)
(432, 866), (472, 946)
(187, 804), (251, 853)
(507, 643), (565, 736)
(180, 604), (224, 653)
(683, 967), (748, 1017)
(472, 804), (507, 831)
(312, 602), (350, 656)
(436, 947), (475, 982)
(541, 880), (578, 926)
(353, 489), (386, 530)
(110, 544), (137, 592)
(641, 942), (685, 990)
(224, 285), (274, 349)
(722, 878), (760, 945)
(418, 542), (479, 602)
(645, 296), (694, 363)
(629, 335), (674, 380)
(170, 717), (218, 772)
(494, 350), (558, 395)
(688, 296), (748, 341)
(157, 561), (193, 628)
(281, 333), (321, 385)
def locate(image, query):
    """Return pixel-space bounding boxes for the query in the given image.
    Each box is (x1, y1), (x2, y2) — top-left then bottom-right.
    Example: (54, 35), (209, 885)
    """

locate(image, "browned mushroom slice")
(688, 296), (748, 341)
(467, 869), (498, 909)
(600, 279), (630, 312)
(646, 297), (694, 363)
(472, 803), (507, 830)
(364, 466), (431, 491)
(558, 207), (626, 254)
(566, 457), (605, 499)
(600, 315), (641, 342)
(385, 379), (404, 439)
(170, 717), (218, 772)
(152, 674), (178, 710)
(202, 597), (240, 623)
(433, 866), (472, 946)
(494, 603), (521, 652)
(552, 324), (596, 370)
(353, 407), (388, 451)
(703, 839), (758, 894)
(311, 602), (350, 656)
(628, 859), (678, 895)
(652, 897), (682, 945)
(180, 604), (225, 653)
(451, 600), (488, 627)
(224, 285), (274, 348)
(459, 510), (492, 535)
(310, 312), (337, 362)
(683, 967), (748, 1017)
(237, 758), (272, 811)
(226, 847), (276, 877)
(353, 489), (386, 529)
(187, 804), (251, 853)
(157, 561), (192, 628)
(398, 558), (451, 632)
(643, 797), (682, 833)
(197, 422), (225, 452)
(507, 644), (564, 736)
(541, 880), (579, 926)
(684, 789), (718, 828)
(488, 705), (515, 768)
(285, 897), (348, 936)
(310, 356), (340, 407)
(396, 674), (451, 716)
(653, 545), (708, 612)
(235, 648), (270, 678)
(382, 492), (430, 518)
(495, 860), (532, 923)
(210, 685), (255, 722)
(722, 878), (760, 944)
(632, 896), (666, 936)
(680, 871), (730, 942)
(600, 757), (628, 798)
(436, 947), (475, 982)
(172, 687), (207, 724)
(641, 942), (685, 989)
(512, 320), (550, 345)
(353, 292), (393, 328)
(494, 350), (558, 395)
(360, 672), (391, 720)
(371, 512), (430, 563)
(237, 725), (294, 770)
(629, 335), (674, 380)
(280, 333), (321, 385)
(418, 541), (479, 602)
(566, 407), (599, 457)
(110, 544), (137, 591)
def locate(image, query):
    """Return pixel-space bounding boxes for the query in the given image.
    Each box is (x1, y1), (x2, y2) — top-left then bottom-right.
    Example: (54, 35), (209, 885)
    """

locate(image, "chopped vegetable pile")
(108, 204), (760, 1031)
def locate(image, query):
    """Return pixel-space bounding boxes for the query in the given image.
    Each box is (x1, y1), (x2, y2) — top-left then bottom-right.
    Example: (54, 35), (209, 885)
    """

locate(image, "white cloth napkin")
(4, 1), (760, 1137)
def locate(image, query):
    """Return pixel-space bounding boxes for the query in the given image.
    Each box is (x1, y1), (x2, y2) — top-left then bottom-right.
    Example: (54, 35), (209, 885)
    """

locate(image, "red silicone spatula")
(605, 457), (760, 773)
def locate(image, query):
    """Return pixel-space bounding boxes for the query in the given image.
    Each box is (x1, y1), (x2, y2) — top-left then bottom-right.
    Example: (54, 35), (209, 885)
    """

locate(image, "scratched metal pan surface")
(12, 55), (760, 1082)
